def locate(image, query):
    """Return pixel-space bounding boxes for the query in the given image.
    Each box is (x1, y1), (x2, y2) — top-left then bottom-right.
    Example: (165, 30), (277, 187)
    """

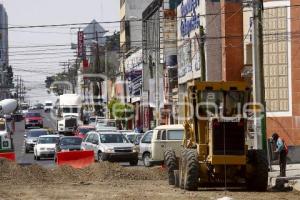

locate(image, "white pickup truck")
(57, 94), (82, 134)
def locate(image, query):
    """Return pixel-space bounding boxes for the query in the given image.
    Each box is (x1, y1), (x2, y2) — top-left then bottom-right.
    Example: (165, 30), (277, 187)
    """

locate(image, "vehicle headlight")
(132, 146), (139, 153)
(105, 148), (114, 153)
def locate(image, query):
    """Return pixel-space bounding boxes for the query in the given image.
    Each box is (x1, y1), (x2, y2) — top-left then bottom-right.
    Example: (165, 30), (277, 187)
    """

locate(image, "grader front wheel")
(183, 149), (200, 191)
(164, 150), (178, 185)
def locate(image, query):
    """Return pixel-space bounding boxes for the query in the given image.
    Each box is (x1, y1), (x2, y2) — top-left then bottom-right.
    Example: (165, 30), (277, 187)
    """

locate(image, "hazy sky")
(1, 0), (119, 103)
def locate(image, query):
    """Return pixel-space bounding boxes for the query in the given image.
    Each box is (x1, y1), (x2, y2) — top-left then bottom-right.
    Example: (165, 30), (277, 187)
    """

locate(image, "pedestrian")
(272, 133), (288, 177)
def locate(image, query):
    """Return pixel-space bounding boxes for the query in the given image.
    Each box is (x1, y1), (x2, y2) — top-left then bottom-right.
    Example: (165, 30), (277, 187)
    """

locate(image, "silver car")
(138, 130), (153, 167)
(81, 131), (138, 166)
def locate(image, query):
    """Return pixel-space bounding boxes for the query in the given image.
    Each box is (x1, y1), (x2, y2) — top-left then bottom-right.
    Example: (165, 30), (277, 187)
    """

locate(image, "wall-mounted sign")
(77, 31), (84, 58)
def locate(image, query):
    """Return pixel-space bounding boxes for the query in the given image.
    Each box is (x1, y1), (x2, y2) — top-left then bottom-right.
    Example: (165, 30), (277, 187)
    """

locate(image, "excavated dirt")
(1, 159), (300, 200)
(0, 159), (167, 184)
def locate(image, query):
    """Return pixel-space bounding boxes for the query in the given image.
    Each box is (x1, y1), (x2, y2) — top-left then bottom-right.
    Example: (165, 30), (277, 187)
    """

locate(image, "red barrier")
(0, 152), (16, 161)
(56, 150), (94, 169)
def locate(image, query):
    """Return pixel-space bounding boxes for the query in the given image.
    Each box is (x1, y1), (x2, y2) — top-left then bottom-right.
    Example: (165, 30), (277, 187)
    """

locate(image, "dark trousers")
(279, 150), (287, 177)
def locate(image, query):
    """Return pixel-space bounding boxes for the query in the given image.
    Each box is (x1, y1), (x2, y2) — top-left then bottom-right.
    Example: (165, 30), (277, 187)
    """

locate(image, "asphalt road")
(12, 110), (143, 168)
(13, 110), (57, 167)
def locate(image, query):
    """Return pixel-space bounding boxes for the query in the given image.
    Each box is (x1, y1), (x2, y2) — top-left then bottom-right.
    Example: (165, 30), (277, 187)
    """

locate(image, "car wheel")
(36, 156), (40, 161)
(129, 159), (138, 166)
(143, 152), (152, 167)
(98, 151), (104, 162)
(25, 148), (29, 153)
(34, 154), (36, 160)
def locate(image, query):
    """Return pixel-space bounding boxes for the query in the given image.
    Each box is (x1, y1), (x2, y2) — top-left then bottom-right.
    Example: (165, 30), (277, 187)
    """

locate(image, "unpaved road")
(0, 180), (300, 200)
(1, 159), (300, 200)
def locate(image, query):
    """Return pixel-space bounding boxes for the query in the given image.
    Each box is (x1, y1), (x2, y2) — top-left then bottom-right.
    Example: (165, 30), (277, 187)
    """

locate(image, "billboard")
(77, 31), (84, 58)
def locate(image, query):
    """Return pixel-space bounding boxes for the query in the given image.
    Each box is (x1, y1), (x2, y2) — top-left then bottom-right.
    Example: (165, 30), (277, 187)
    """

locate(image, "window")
(263, 6), (289, 112)
(0, 122), (5, 131)
(28, 130), (48, 137)
(142, 131), (153, 143)
(26, 113), (41, 117)
(100, 134), (129, 143)
(167, 130), (184, 140)
(38, 137), (59, 144)
(93, 134), (99, 144)
(60, 137), (82, 146)
(157, 130), (162, 140)
(162, 130), (166, 140)
(85, 134), (94, 143)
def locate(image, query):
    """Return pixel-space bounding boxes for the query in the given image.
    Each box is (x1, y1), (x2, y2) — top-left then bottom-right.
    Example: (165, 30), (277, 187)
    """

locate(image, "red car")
(74, 125), (95, 139)
(25, 112), (43, 129)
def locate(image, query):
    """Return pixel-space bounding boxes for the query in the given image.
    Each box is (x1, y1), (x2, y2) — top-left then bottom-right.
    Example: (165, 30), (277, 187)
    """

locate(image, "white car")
(44, 101), (53, 112)
(81, 131), (138, 165)
(138, 130), (153, 167)
(34, 135), (60, 160)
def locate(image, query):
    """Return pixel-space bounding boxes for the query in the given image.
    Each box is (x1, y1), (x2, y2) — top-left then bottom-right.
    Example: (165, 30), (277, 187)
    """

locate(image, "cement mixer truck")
(0, 99), (18, 161)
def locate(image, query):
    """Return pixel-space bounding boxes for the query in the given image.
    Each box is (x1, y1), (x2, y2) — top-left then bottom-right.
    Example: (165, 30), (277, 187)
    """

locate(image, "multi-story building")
(118, 0), (152, 129)
(120, 0), (153, 52)
(0, 4), (9, 100)
(243, 0), (300, 161)
(176, 0), (244, 122)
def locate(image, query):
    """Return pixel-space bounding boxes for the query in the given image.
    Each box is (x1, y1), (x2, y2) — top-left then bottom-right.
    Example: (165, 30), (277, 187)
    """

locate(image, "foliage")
(108, 98), (134, 120)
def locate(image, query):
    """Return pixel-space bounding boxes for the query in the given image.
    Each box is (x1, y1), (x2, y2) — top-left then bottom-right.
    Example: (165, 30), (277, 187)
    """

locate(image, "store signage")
(180, 0), (200, 37)
(181, 0), (200, 17)
(78, 31), (84, 58)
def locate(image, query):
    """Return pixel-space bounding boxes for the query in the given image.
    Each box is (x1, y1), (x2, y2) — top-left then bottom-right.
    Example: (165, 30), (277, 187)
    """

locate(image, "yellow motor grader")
(164, 81), (268, 191)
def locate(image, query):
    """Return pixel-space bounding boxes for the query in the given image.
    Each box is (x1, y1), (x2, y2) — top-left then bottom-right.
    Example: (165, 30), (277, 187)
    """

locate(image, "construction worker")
(272, 133), (288, 177)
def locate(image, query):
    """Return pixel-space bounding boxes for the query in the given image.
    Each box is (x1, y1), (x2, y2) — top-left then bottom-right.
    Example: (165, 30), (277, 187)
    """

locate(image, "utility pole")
(252, 0), (267, 151)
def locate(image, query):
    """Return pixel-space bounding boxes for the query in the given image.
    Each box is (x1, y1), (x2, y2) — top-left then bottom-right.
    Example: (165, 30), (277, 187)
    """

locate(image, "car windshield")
(26, 113), (41, 117)
(63, 107), (78, 113)
(38, 137), (59, 144)
(168, 130), (184, 140)
(60, 137), (82, 146)
(100, 134), (129, 143)
(28, 131), (48, 137)
(89, 118), (96, 122)
(126, 135), (136, 143)
(79, 128), (95, 134)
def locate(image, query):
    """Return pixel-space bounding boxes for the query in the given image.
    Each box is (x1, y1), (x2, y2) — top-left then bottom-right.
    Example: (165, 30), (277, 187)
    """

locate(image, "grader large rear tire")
(164, 150), (178, 185)
(246, 150), (269, 191)
(184, 149), (199, 191)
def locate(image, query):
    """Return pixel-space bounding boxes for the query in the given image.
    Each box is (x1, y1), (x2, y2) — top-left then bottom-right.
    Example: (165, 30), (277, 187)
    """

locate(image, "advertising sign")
(77, 31), (84, 58)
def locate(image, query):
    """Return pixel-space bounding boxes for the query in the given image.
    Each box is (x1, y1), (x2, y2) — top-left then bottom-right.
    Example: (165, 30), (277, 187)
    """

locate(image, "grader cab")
(164, 81), (268, 191)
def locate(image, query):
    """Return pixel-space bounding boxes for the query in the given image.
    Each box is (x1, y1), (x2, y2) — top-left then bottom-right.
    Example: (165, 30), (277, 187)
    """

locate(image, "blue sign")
(181, 0), (200, 17)
(181, 11), (200, 37)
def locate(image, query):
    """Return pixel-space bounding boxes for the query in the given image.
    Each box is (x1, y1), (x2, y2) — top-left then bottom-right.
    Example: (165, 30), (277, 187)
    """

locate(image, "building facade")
(0, 4), (9, 100)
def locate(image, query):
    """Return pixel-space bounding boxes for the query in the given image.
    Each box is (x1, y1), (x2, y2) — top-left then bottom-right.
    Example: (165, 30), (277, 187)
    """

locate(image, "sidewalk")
(269, 164), (300, 191)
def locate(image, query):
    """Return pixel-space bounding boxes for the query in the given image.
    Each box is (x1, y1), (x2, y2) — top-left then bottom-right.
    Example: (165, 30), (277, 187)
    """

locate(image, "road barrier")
(0, 152), (16, 161)
(56, 150), (94, 168)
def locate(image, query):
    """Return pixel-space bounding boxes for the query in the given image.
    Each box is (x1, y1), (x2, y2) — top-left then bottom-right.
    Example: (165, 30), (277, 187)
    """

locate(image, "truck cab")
(57, 94), (82, 135)
(0, 118), (13, 152)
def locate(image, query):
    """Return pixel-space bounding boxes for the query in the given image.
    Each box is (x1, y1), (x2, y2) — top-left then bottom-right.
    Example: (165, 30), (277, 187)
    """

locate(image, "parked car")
(24, 129), (49, 153)
(34, 135), (60, 160)
(96, 119), (116, 129)
(55, 136), (82, 156)
(81, 131), (138, 165)
(120, 130), (142, 143)
(74, 125), (95, 139)
(44, 101), (53, 112)
(138, 130), (153, 167)
(25, 112), (43, 129)
(149, 125), (184, 166)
